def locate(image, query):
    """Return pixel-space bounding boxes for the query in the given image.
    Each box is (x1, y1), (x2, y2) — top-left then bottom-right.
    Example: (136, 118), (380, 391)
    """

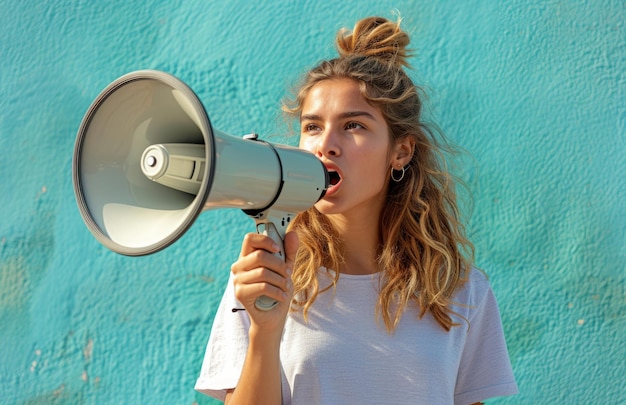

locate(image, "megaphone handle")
(254, 221), (284, 311)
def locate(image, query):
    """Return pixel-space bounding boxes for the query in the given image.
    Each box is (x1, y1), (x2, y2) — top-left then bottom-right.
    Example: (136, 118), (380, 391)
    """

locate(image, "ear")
(390, 136), (415, 168)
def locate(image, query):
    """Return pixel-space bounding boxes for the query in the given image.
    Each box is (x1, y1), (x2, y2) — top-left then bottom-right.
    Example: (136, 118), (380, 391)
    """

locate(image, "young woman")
(196, 16), (518, 404)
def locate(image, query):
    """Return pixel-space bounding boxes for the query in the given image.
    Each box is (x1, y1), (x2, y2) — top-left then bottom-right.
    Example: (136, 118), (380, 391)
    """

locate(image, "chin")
(313, 200), (341, 215)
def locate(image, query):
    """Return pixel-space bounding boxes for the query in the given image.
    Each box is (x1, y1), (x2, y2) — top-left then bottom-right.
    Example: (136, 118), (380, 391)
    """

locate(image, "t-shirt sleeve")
(195, 274), (250, 401)
(454, 272), (518, 404)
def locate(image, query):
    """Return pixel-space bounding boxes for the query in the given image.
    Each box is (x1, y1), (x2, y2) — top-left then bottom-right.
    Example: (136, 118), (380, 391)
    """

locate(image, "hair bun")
(336, 16), (411, 67)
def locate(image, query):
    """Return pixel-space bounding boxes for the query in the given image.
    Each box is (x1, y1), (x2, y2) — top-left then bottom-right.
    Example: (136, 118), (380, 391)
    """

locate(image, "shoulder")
(455, 267), (491, 304)
(451, 267), (499, 324)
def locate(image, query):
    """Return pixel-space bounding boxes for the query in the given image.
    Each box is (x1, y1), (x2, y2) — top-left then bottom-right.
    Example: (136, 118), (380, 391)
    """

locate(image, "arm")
(224, 232), (298, 405)
(224, 325), (283, 404)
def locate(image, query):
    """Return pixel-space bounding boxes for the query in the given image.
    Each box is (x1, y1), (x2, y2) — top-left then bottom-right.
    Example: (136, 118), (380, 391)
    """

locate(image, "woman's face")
(299, 78), (403, 219)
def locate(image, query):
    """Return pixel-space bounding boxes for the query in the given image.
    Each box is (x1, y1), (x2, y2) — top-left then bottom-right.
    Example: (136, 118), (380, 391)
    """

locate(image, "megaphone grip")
(255, 295), (279, 311)
(254, 222), (283, 311)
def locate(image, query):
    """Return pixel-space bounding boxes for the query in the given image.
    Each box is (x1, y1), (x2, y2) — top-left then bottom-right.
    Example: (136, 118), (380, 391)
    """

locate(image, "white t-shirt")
(195, 267), (518, 404)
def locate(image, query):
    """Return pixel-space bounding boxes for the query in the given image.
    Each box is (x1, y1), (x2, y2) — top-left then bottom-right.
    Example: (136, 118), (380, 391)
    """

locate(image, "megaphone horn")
(72, 70), (329, 310)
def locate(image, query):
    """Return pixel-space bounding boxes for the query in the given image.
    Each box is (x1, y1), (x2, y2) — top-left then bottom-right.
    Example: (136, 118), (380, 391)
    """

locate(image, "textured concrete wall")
(1, 1), (624, 404)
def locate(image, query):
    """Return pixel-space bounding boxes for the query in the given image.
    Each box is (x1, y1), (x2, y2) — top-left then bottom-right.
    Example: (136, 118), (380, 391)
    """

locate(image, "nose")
(315, 129), (340, 158)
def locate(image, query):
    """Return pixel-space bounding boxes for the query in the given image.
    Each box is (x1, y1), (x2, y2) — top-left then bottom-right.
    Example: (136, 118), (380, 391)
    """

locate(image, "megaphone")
(72, 70), (329, 310)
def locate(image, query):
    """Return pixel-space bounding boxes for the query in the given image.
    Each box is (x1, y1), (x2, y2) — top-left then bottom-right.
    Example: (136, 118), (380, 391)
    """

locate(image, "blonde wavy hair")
(283, 16), (474, 332)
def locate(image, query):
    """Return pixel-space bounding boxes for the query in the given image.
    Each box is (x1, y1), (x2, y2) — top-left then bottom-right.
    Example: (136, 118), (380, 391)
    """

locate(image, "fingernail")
(286, 268), (292, 276)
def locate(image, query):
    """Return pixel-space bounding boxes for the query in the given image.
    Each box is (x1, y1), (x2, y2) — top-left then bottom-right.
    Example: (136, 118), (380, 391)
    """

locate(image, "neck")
(327, 212), (381, 275)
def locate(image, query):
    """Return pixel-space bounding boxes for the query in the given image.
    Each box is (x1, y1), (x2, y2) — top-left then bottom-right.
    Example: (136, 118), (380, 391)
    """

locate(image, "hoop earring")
(391, 166), (406, 182)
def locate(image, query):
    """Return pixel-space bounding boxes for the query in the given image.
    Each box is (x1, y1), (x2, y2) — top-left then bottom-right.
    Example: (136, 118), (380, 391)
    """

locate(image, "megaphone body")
(73, 70), (329, 310)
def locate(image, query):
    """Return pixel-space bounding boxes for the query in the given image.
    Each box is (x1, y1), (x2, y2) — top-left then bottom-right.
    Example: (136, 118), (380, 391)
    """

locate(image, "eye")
(302, 123), (321, 134)
(345, 121), (365, 130)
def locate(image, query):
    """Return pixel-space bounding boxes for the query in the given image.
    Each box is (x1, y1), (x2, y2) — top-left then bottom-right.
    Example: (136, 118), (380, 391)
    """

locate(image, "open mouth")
(328, 170), (341, 186)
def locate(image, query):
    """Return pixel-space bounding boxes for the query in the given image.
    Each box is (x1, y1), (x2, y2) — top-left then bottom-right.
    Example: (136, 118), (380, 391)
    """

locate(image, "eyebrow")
(300, 111), (376, 121)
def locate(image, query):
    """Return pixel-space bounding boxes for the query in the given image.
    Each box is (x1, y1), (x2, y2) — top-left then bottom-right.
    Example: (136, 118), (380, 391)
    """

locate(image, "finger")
(233, 268), (291, 305)
(239, 232), (281, 258)
(232, 248), (289, 279)
(235, 264), (290, 293)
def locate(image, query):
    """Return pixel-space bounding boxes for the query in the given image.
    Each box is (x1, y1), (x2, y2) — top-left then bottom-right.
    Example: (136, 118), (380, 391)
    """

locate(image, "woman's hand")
(230, 230), (299, 336)
(225, 230), (298, 405)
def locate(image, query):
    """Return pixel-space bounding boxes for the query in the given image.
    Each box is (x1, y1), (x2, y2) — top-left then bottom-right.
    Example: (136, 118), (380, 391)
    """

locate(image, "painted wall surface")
(1, 1), (624, 404)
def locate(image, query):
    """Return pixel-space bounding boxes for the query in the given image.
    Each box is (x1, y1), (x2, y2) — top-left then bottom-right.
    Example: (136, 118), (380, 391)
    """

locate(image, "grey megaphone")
(72, 70), (329, 311)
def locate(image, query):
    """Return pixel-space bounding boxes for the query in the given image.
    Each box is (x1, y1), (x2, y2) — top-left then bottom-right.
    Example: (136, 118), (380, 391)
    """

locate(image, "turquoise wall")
(1, 1), (624, 403)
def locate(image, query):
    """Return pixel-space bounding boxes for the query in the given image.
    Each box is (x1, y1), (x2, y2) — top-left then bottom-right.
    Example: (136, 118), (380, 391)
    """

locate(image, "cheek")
(370, 151), (394, 184)
(356, 152), (389, 183)
(298, 136), (316, 152)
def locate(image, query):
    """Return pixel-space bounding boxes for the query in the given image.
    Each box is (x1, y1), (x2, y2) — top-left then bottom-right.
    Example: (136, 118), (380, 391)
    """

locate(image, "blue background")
(1, 1), (624, 404)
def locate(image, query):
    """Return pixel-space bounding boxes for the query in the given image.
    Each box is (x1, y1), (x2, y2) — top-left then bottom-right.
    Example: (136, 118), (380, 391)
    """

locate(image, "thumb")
(283, 230), (300, 271)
